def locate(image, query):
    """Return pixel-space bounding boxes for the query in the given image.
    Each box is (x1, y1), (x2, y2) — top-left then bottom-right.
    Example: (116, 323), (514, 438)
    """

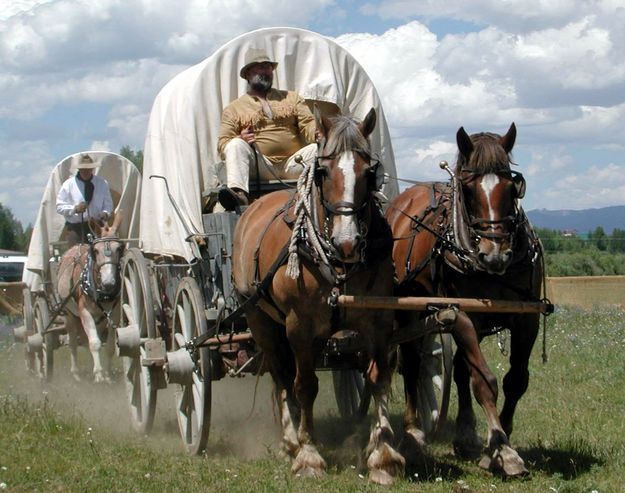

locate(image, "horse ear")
(314, 104), (328, 139)
(500, 122), (516, 153)
(89, 218), (103, 236)
(361, 108), (376, 138)
(456, 126), (473, 158)
(111, 210), (123, 235)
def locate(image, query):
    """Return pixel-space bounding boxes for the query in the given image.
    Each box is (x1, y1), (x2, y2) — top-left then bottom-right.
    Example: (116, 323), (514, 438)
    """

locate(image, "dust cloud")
(0, 340), (283, 460)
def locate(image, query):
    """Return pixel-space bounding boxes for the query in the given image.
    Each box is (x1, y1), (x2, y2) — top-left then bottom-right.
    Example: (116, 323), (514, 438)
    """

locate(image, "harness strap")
(189, 242), (292, 350)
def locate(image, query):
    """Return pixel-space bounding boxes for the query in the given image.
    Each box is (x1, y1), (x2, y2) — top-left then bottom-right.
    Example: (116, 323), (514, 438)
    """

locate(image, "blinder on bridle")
(89, 236), (125, 283)
(314, 150), (385, 217)
(459, 167), (526, 200)
(314, 150), (385, 192)
(458, 167), (526, 242)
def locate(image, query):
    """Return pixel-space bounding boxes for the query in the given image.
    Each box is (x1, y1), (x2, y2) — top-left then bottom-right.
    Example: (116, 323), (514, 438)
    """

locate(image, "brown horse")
(232, 108), (405, 483)
(57, 214), (125, 383)
(386, 123), (543, 477)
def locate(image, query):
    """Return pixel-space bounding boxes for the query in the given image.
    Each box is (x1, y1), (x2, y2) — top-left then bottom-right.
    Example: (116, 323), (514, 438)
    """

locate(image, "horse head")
(88, 212), (125, 298)
(455, 123), (525, 275)
(313, 107), (384, 263)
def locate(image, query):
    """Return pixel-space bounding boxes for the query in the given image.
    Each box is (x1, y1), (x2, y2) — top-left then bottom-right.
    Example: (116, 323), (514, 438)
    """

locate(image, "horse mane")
(324, 115), (371, 156)
(456, 132), (512, 174)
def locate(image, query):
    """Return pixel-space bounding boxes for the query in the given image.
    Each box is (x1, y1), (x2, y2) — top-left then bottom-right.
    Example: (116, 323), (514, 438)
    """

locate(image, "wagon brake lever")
(150, 175), (201, 238)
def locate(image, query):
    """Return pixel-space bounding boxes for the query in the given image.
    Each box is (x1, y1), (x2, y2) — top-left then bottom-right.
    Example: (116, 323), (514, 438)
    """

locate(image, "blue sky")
(1, 0), (624, 226)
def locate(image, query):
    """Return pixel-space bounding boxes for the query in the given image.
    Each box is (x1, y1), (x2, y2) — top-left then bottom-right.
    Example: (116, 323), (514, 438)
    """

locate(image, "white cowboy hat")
(74, 154), (98, 169)
(239, 48), (278, 79)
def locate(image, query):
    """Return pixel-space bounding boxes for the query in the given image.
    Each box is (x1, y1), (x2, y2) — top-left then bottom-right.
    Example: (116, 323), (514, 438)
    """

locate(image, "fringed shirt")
(218, 89), (316, 166)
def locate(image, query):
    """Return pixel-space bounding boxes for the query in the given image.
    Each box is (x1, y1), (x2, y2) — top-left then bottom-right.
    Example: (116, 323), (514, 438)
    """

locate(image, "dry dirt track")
(0, 342), (286, 458)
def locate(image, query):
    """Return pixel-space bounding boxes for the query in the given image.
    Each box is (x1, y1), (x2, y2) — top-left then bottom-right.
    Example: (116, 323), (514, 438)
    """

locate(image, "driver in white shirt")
(56, 154), (114, 246)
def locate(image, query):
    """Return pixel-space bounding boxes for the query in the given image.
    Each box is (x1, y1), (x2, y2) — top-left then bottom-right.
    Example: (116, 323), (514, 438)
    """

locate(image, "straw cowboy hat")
(239, 48), (278, 79)
(74, 154), (98, 169)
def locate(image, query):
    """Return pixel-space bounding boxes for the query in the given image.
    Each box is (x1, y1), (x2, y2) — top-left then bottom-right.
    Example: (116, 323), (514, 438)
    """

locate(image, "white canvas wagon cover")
(24, 152), (142, 292)
(141, 27), (398, 261)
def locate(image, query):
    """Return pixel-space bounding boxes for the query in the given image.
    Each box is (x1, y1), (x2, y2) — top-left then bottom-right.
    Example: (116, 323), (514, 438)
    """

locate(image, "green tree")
(535, 228), (562, 252)
(609, 228), (625, 253)
(589, 226), (608, 251)
(0, 203), (28, 251)
(119, 145), (143, 174)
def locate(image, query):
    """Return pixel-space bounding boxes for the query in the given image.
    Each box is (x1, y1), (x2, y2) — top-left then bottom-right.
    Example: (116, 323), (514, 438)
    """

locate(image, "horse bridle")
(88, 236), (125, 300)
(314, 148), (384, 217)
(458, 167), (526, 244)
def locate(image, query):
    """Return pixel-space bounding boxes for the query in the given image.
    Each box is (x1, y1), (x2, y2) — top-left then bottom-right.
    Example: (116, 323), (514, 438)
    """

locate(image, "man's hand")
(99, 211), (110, 222)
(240, 126), (256, 144)
(74, 202), (88, 214)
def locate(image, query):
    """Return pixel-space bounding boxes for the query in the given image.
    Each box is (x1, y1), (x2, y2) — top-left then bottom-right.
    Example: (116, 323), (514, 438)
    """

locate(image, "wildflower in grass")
(144, 473), (151, 479)
(435, 477), (442, 482)
(0, 481), (6, 490)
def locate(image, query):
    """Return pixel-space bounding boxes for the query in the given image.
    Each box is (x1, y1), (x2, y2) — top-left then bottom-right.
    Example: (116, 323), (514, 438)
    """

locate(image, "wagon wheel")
(22, 287), (36, 373)
(172, 277), (211, 455)
(33, 296), (55, 382)
(332, 369), (371, 421)
(120, 247), (157, 435)
(416, 332), (453, 438)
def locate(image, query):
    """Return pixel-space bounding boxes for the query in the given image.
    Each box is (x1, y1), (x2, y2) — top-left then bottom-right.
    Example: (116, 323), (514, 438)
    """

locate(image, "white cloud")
(541, 163), (625, 209)
(2, 1), (625, 221)
(90, 141), (111, 151)
(361, 0), (618, 33)
(0, 138), (56, 225)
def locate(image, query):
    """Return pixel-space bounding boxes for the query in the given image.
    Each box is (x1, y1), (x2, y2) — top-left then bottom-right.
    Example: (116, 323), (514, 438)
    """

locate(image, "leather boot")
(218, 186), (249, 211)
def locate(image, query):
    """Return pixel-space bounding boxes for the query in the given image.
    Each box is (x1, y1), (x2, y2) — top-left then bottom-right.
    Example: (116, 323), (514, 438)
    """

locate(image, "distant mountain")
(526, 206), (625, 233)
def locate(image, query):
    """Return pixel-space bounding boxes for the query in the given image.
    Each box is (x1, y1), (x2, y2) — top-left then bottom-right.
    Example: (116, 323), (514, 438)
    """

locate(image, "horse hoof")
(369, 468), (395, 485)
(292, 444), (326, 477)
(479, 445), (529, 478)
(367, 442), (405, 483)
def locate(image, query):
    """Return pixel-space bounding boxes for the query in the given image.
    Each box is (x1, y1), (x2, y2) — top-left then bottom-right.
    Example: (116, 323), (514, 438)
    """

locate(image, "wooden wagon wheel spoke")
(22, 288), (36, 374)
(33, 296), (54, 383)
(416, 332), (453, 438)
(172, 277), (211, 455)
(120, 248), (157, 435)
(332, 369), (371, 421)
(174, 332), (187, 348)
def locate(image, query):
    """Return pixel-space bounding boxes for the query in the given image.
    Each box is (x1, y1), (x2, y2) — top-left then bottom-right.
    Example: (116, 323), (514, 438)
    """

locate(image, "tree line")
(536, 227), (625, 253)
(536, 227), (625, 277)
(1, 148), (623, 278)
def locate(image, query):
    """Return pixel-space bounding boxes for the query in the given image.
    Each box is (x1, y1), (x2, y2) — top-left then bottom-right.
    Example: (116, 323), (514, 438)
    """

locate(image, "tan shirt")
(218, 89), (316, 166)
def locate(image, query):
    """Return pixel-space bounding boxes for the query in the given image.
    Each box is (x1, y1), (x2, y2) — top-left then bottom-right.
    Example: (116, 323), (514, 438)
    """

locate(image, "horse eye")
(314, 166), (328, 185)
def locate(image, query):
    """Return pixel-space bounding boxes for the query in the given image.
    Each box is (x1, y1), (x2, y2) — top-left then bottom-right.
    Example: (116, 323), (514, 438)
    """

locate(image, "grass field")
(1, 305), (624, 492)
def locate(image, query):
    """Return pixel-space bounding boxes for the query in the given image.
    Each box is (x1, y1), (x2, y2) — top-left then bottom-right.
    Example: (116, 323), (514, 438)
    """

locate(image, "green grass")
(1, 306), (625, 492)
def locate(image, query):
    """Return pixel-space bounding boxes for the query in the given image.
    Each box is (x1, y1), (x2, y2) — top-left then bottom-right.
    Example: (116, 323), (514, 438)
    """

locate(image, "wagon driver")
(217, 48), (318, 210)
(56, 153), (114, 247)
